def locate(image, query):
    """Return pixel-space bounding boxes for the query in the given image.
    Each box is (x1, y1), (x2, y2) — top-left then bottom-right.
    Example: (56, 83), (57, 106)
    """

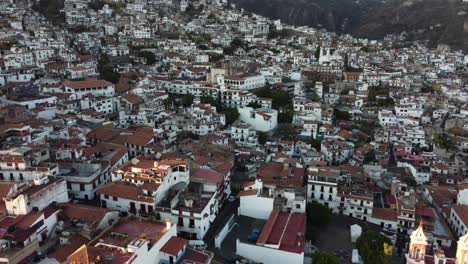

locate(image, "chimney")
(165, 218), (171, 230)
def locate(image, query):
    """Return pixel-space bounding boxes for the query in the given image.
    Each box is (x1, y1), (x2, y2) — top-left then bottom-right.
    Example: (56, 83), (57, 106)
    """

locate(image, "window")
(104, 194), (109, 199)
(80, 184), (85, 191)
(113, 196), (118, 201)
(67, 182), (71, 189)
(296, 204), (301, 209)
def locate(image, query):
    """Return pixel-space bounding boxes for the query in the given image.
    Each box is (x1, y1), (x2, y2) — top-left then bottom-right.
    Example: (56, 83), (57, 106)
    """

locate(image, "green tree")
(312, 252), (340, 264)
(334, 108), (351, 121)
(181, 94), (195, 107)
(163, 98), (173, 109)
(32, 0), (65, 25)
(310, 137), (322, 151)
(306, 202), (332, 241)
(276, 123), (296, 140)
(315, 46), (321, 60)
(257, 131), (269, 145)
(222, 107), (239, 126)
(364, 149), (377, 163)
(138, 51), (156, 65)
(433, 134), (454, 150)
(97, 54), (120, 84)
(356, 231), (392, 264)
(231, 38), (245, 49)
(247, 101), (261, 109)
(360, 46), (370, 53)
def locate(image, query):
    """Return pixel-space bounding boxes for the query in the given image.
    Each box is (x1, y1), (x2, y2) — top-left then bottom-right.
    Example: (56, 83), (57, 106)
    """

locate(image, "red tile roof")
(60, 203), (114, 229)
(452, 205), (468, 226)
(96, 182), (154, 203)
(192, 168), (223, 185)
(63, 79), (113, 89)
(50, 234), (89, 262)
(160, 236), (187, 256)
(257, 210), (305, 254)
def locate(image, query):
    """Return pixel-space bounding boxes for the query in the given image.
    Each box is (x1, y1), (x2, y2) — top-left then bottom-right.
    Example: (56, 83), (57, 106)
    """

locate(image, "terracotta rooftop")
(96, 182), (154, 203)
(372, 208), (397, 221)
(59, 203), (114, 229)
(63, 79), (113, 89)
(257, 210), (305, 254)
(50, 234), (89, 262)
(160, 236), (187, 256)
(452, 205), (468, 226)
(192, 168), (223, 185)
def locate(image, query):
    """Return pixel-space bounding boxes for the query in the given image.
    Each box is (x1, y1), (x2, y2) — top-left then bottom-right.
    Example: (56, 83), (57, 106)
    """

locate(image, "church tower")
(406, 221), (428, 264)
(456, 233), (468, 264)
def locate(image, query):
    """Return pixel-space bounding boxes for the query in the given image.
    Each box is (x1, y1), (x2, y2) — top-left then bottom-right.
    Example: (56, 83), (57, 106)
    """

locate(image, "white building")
(223, 73), (266, 90)
(0, 153), (58, 181)
(378, 110), (397, 127)
(449, 205), (468, 238)
(236, 210), (305, 264)
(321, 139), (354, 165)
(58, 162), (111, 200)
(238, 106), (278, 132)
(4, 176), (69, 216)
(63, 78), (115, 99)
(80, 95), (117, 114)
(231, 121), (258, 148)
(100, 159), (190, 216)
(307, 167), (339, 212)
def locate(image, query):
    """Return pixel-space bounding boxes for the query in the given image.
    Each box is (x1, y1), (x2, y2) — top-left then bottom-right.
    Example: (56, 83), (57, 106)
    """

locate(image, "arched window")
(416, 248), (421, 260)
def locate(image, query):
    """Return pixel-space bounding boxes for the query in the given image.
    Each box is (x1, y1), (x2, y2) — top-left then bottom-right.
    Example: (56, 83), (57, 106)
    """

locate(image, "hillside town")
(0, 0), (468, 263)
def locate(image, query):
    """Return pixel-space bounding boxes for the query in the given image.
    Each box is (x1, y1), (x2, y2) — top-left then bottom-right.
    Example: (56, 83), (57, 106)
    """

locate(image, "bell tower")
(406, 221), (428, 264)
(456, 233), (468, 264)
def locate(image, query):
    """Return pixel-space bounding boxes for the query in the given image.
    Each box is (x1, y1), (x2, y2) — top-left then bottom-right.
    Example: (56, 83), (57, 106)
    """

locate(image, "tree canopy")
(97, 55), (120, 84)
(32, 0), (65, 25)
(356, 231), (392, 264)
(312, 252), (340, 264)
(254, 87), (293, 123)
(138, 51), (156, 65)
(306, 202), (332, 241)
(257, 131), (269, 145)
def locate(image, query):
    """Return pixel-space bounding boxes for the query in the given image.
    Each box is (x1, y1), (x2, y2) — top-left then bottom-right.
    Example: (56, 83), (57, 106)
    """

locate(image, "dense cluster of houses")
(0, 0), (468, 263)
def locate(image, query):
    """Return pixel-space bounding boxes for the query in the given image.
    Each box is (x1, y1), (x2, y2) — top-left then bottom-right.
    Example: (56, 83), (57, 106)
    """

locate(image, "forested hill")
(232, 0), (468, 51)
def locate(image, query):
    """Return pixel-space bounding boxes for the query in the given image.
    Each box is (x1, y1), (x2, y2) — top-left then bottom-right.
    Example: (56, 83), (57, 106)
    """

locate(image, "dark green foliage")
(181, 94), (195, 107)
(200, 95), (216, 105)
(306, 202), (332, 241)
(434, 134), (454, 150)
(0, 39), (17, 51)
(254, 87), (291, 110)
(254, 87), (294, 123)
(247, 101), (262, 109)
(222, 107), (240, 126)
(97, 54), (120, 84)
(315, 46), (321, 60)
(363, 149), (377, 163)
(33, 0), (65, 25)
(356, 231), (392, 264)
(257, 131), (269, 145)
(138, 51), (156, 65)
(312, 252), (340, 264)
(88, 0), (106, 11)
(209, 53), (224, 62)
(310, 137), (321, 151)
(334, 108), (351, 121)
